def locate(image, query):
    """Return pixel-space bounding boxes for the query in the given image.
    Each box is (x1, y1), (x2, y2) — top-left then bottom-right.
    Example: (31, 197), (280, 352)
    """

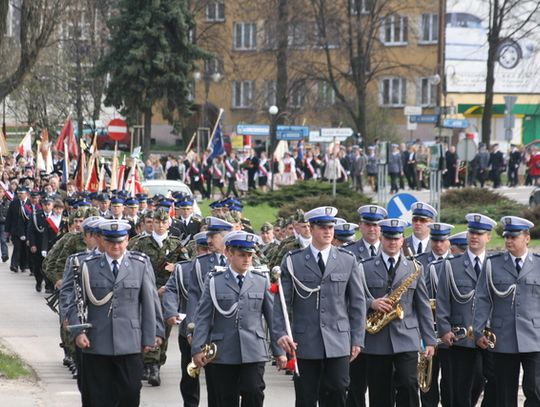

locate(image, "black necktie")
(417, 242), (423, 254)
(237, 274), (244, 289)
(370, 245), (376, 257)
(112, 260), (119, 279)
(317, 252), (325, 274)
(474, 256), (481, 277)
(515, 258), (522, 273)
(387, 257), (396, 287)
(220, 255), (226, 267)
(438, 257), (443, 261)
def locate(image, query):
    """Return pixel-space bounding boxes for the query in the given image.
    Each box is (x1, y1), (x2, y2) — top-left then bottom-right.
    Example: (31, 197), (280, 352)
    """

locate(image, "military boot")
(142, 364), (150, 381)
(148, 363), (161, 387)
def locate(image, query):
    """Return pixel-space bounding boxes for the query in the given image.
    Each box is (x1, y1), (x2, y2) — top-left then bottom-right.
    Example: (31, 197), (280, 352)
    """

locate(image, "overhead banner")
(445, 0), (540, 93)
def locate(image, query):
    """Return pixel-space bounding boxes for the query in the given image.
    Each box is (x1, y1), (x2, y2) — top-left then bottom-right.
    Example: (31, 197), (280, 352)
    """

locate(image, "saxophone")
(67, 256), (93, 333)
(187, 343), (218, 378)
(366, 246), (421, 334)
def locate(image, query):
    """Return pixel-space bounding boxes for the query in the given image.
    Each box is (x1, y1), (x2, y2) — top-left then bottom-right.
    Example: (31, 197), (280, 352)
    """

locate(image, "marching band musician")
(448, 231), (468, 256)
(473, 216), (540, 406)
(437, 214), (497, 407)
(191, 231), (281, 407)
(361, 218), (436, 407)
(342, 204), (387, 407)
(405, 202), (437, 255)
(66, 219), (163, 407)
(415, 222), (454, 407)
(273, 206), (366, 407)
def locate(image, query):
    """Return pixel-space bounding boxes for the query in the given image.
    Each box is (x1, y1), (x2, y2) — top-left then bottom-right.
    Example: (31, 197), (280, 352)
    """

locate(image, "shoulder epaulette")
(210, 266), (227, 276)
(360, 256), (375, 264)
(533, 253), (540, 258)
(177, 259), (193, 266)
(487, 252), (503, 259)
(288, 248), (303, 256)
(342, 241), (354, 248)
(337, 247), (355, 257)
(128, 252), (149, 263)
(197, 252), (212, 260)
(251, 265), (269, 276)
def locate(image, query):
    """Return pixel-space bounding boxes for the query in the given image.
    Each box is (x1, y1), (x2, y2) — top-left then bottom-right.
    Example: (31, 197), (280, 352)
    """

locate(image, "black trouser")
(81, 353), (143, 407)
(296, 356), (349, 407)
(421, 351), (440, 407)
(30, 251), (51, 289)
(438, 348), (452, 407)
(390, 172), (400, 193)
(441, 346), (482, 407)
(478, 349), (497, 407)
(366, 351), (419, 407)
(11, 236), (28, 270)
(346, 353), (367, 407)
(491, 168), (502, 188)
(493, 352), (540, 407)
(226, 177), (239, 197)
(179, 335), (199, 407)
(205, 363), (219, 407)
(211, 362), (265, 407)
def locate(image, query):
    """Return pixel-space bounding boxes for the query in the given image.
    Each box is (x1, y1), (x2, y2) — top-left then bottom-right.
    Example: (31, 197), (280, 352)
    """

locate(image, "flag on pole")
(56, 118), (79, 158)
(74, 147), (86, 191)
(17, 128), (33, 157)
(110, 144), (118, 191)
(0, 129), (9, 156)
(209, 123), (225, 159)
(62, 140), (69, 184)
(85, 158), (100, 192)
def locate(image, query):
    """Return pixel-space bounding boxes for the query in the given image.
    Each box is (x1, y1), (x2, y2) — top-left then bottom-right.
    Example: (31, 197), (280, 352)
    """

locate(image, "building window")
(315, 20), (340, 48)
(380, 77), (406, 107)
(204, 58), (223, 75)
(350, 0), (374, 15)
(205, 2), (225, 22)
(265, 80), (276, 107)
(233, 22), (257, 51)
(265, 21), (277, 50)
(232, 80), (254, 109)
(289, 22), (311, 48)
(420, 14), (438, 44)
(290, 81), (307, 108)
(317, 82), (336, 106)
(419, 77), (436, 107)
(381, 15), (408, 45)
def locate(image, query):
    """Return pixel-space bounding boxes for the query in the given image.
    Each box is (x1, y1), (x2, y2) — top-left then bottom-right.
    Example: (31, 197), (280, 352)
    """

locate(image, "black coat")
(5, 198), (30, 238)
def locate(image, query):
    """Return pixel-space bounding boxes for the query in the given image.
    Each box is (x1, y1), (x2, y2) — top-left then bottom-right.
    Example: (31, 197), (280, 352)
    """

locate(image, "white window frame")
(314, 20), (340, 49)
(233, 22), (257, 51)
(290, 81), (307, 109)
(380, 77), (407, 107)
(419, 77), (436, 107)
(419, 13), (438, 44)
(232, 80), (255, 109)
(317, 81), (336, 106)
(381, 15), (408, 46)
(265, 80), (276, 107)
(205, 2), (225, 22)
(350, 0), (372, 16)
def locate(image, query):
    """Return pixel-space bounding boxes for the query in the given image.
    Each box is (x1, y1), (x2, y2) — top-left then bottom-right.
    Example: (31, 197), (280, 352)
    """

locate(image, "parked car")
(446, 11), (535, 69)
(529, 186), (540, 207)
(56, 120), (131, 151)
(141, 180), (201, 215)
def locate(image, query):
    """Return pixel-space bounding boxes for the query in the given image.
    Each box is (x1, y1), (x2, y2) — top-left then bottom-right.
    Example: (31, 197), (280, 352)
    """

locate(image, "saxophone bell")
(418, 349), (433, 393)
(483, 328), (496, 349)
(187, 343), (217, 378)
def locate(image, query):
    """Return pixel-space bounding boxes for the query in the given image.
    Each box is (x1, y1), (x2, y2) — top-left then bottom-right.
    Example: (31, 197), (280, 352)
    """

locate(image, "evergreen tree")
(98, 0), (207, 156)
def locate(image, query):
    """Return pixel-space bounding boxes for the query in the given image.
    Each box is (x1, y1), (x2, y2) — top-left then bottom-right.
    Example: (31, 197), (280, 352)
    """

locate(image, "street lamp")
(193, 70), (222, 152)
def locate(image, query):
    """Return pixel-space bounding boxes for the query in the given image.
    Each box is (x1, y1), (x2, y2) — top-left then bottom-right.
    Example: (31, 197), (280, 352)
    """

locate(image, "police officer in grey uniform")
(332, 220), (358, 247)
(448, 231), (468, 255)
(405, 202), (436, 255)
(415, 222), (454, 407)
(273, 206), (366, 407)
(437, 214), (497, 407)
(361, 218), (436, 407)
(473, 216), (540, 407)
(388, 144), (403, 193)
(342, 204), (386, 407)
(66, 219), (163, 407)
(192, 231), (281, 407)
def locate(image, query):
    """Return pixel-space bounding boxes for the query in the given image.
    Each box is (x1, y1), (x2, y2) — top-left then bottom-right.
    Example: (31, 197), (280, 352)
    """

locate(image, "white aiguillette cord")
(82, 261), (114, 307)
(286, 255), (321, 309)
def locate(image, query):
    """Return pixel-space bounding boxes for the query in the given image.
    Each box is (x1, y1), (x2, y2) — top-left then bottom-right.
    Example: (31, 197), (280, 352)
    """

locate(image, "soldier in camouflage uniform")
(127, 211), (155, 250)
(268, 210), (312, 269)
(260, 222), (278, 257)
(128, 208), (189, 386)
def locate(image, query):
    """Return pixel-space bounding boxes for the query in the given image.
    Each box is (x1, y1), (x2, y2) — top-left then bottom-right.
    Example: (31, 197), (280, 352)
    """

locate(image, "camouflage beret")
(260, 222), (273, 232)
(274, 217), (284, 228)
(144, 210), (155, 219)
(153, 208), (170, 221)
(84, 207), (100, 218)
(69, 209), (85, 223)
(294, 209), (306, 223)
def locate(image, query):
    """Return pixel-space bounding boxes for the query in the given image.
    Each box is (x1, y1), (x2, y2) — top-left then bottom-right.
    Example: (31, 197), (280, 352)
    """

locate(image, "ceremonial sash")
(258, 161), (269, 177)
(306, 159), (315, 177)
(46, 215), (62, 234)
(212, 164), (223, 179)
(225, 159), (235, 178)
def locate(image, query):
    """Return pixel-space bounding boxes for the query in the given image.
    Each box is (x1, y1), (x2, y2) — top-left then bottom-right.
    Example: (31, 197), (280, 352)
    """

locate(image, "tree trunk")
(142, 107), (152, 159)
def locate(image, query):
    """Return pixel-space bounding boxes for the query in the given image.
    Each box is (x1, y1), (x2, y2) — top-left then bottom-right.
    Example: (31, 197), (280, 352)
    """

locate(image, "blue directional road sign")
(443, 118), (470, 129)
(236, 124), (270, 136)
(276, 125), (309, 141)
(409, 115), (439, 124)
(387, 193), (418, 226)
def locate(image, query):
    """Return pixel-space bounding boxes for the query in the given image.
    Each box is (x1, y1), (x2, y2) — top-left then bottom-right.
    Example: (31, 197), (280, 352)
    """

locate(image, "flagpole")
(185, 131), (197, 153)
(63, 139), (69, 180)
(110, 141), (118, 191)
(206, 108), (224, 149)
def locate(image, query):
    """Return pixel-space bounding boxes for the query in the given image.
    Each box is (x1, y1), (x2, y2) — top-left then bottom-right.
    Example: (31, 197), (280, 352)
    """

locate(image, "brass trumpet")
(187, 343), (217, 378)
(483, 328), (496, 349)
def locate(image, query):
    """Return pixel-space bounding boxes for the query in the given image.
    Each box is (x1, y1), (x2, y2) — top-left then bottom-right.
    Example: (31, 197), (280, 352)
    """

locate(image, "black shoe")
(35, 283), (42, 292)
(45, 288), (54, 294)
(148, 364), (161, 387)
(63, 356), (73, 367)
(142, 364), (150, 381)
(2, 256), (8, 262)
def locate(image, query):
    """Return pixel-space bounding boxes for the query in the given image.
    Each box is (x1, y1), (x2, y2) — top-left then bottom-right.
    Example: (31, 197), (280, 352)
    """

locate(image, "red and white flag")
(17, 128), (33, 157)
(55, 117), (78, 158)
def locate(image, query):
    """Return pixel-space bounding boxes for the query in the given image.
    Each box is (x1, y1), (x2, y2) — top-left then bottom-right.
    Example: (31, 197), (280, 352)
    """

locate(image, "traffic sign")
(276, 125), (309, 141)
(443, 118), (469, 129)
(320, 128), (354, 140)
(407, 120), (417, 131)
(387, 193), (417, 226)
(457, 138), (477, 162)
(404, 106), (422, 116)
(409, 115), (439, 124)
(236, 124), (270, 136)
(108, 118), (128, 141)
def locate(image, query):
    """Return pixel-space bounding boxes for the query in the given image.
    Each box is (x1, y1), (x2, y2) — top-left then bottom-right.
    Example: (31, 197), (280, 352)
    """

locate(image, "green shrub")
(521, 205), (540, 239)
(245, 180), (371, 208)
(278, 194), (369, 223)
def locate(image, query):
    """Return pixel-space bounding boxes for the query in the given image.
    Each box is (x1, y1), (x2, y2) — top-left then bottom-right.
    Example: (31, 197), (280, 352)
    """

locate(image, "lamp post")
(193, 70), (222, 154)
(268, 105), (280, 191)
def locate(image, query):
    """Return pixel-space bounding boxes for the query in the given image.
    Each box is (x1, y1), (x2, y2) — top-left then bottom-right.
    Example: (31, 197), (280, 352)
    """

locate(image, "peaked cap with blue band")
(357, 205), (388, 223)
(194, 231), (209, 246)
(224, 231), (260, 252)
(304, 206), (338, 225)
(379, 218), (408, 238)
(410, 202), (437, 220)
(449, 231), (468, 247)
(100, 219), (131, 242)
(500, 216), (534, 237)
(205, 216), (234, 233)
(465, 213), (496, 234)
(428, 222), (455, 241)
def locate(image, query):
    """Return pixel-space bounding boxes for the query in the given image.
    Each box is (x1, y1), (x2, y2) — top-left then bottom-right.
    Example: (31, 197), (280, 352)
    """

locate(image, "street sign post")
(404, 106), (422, 116)
(236, 124), (270, 136)
(443, 118), (470, 129)
(276, 126), (309, 141)
(108, 118), (129, 141)
(320, 128), (354, 139)
(409, 115), (439, 124)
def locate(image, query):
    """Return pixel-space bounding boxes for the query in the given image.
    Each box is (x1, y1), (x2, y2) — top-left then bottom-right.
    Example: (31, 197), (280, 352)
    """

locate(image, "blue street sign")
(236, 124), (269, 136)
(276, 125), (309, 141)
(410, 114), (439, 124)
(443, 119), (470, 129)
(387, 193), (418, 226)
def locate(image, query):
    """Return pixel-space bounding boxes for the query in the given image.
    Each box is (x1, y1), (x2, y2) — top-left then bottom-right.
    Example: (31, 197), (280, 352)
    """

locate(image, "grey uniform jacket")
(388, 152), (403, 174)
(186, 252), (225, 328)
(361, 254), (437, 355)
(272, 246), (366, 359)
(66, 251), (161, 356)
(415, 251), (445, 299)
(191, 268), (281, 364)
(343, 239), (380, 261)
(473, 252), (540, 353)
(436, 254), (477, 348)
(60, 249), (96, 322)
(163, 260), (193, 338)
(404, 236), (432, 256)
